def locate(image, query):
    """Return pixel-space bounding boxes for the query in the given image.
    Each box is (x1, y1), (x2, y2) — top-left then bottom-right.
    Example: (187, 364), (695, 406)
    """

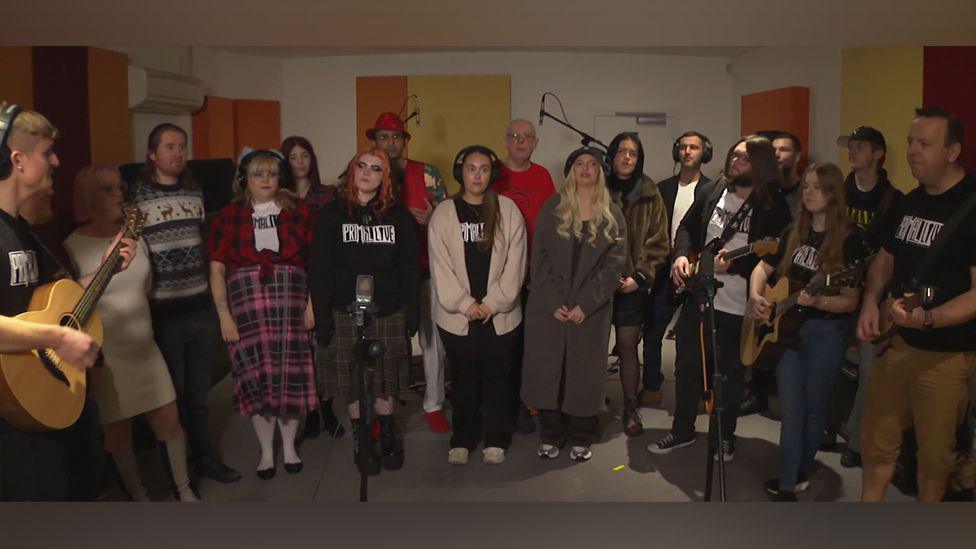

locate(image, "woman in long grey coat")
(521, 147), (628, 462)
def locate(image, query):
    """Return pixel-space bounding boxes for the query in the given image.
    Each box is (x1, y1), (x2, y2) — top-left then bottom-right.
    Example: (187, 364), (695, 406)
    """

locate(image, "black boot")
(378, 415), (404, 471)
(320, 398), (346, 439)
(352, 423), (380, 476)
(302, 409), (321, 440)
(738, 393), (768, 416)
(623, 399), (644, 437)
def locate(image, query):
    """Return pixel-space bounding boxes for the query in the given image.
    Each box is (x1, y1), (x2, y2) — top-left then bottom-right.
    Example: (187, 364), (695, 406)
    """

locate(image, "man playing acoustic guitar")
(856, 107), (976, 502)
(0, 103), (135, 501)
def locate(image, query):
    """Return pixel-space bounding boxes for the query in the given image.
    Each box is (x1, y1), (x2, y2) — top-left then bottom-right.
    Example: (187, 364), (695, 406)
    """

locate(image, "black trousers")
(439, 323), (516, 450)
(672, 304), (745, 443)
(509, 286), (530, 418)
(538, 410), (599, 448)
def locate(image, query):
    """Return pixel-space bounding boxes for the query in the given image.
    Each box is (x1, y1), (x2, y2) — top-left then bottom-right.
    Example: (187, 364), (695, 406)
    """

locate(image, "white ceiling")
(6, 0), (976, 48)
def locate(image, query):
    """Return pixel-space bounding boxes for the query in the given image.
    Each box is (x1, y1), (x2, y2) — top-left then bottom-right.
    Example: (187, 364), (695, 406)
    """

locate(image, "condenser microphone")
(414, 97), (421, 127)
(538, 94), (545, 127)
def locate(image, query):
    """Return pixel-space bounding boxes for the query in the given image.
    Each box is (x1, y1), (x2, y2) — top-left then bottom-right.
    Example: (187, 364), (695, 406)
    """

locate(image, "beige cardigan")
(428, 195), (527, 336)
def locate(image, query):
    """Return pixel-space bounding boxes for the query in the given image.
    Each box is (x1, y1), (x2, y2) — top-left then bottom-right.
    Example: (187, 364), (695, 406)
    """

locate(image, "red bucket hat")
(365, 112), (411, 141)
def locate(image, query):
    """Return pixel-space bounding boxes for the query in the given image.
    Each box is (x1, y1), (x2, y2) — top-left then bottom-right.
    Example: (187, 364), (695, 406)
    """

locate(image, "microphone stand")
(350, 303), (385, 502)
(685, 250), (728, 502)
(540, 108), (608, 150)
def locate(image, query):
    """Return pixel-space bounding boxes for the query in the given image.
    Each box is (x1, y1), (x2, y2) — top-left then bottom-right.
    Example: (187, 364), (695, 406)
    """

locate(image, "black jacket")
(308, 199), (421, 343)
(658, 172), (713, 238)
(673, 179), (792, 280)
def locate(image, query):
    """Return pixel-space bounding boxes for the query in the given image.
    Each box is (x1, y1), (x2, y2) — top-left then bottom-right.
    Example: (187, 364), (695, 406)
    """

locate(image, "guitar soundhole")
(38, 349), (70, 387)
(59, 314), (80, 331)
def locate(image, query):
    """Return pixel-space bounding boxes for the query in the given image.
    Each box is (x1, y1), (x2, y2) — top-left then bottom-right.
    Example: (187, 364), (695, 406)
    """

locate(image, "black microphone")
(538, 94), (545, 127)
(415, 97), (421, 127)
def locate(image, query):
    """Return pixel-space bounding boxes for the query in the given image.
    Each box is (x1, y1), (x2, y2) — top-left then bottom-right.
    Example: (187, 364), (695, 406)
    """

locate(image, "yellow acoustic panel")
(405, 74), (511, 195)
(87, 47), (132, 165)
(840, 46), (923, 192)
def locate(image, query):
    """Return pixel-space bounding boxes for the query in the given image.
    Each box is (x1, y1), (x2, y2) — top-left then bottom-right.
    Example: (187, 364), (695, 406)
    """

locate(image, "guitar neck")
(72, 236), (129, 326)
(722, 243), (754, 262)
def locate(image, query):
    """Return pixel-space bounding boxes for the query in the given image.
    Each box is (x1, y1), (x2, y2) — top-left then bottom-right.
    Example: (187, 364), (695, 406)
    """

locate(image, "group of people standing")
(1, 99), (974, 504)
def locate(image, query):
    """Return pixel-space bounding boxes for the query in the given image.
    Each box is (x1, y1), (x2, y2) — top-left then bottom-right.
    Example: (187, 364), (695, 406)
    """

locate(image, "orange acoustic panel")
(356, 76), (408, 153)
(86, 47), (131, 165)
(192, 95), (236, 160)
(232, 99), (281, 160)
(741, 86), (810, 169)
(0, 47), (33, 109)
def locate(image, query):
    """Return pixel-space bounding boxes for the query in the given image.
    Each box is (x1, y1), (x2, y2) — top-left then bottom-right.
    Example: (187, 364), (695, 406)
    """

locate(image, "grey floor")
(112, 333), (913, 503)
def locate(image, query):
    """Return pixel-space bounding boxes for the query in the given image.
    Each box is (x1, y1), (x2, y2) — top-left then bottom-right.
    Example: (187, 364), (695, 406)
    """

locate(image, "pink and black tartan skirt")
(226, 265), (318, 417)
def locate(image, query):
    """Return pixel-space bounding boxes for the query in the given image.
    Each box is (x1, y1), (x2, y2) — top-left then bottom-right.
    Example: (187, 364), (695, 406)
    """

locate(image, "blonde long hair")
(554, 160), (620, 245)
(776, 162), (849, 279)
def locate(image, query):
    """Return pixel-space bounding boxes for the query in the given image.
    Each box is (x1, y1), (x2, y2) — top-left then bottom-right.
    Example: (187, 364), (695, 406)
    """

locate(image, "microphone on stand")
(414, 97), (421, 127)
(538, 94), (545, 127)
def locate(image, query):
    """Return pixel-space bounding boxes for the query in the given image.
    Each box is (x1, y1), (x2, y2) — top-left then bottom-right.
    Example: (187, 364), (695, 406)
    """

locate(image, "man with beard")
(645, 131), (714, 406)
(366, 112), (450, 433)
(648, 136), (791, 462)
(130, 123), (241, 485)
(492, 118), (555, 433)
(772, 132), (803, 218)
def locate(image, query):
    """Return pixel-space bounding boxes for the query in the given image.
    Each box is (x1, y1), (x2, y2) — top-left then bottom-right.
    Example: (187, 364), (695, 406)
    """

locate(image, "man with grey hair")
(493, 118), (556, 433)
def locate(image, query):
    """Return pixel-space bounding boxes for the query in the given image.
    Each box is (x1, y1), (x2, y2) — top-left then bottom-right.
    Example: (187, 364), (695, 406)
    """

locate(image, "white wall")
(730, 47), (843, 165)
(280, 51), (736, 185)
(101, 46), (285, 162)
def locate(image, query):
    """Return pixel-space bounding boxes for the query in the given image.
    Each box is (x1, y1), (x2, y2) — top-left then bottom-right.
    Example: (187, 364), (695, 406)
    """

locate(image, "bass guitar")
(0, 206), (145, 431)
(671, 237), (780, 301)
(740, 258), (870, 369)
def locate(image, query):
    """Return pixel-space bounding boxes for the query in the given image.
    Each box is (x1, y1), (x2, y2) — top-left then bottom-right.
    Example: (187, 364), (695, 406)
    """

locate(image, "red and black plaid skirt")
(315, 308), (410, 401)
(226, 265), (318, 417)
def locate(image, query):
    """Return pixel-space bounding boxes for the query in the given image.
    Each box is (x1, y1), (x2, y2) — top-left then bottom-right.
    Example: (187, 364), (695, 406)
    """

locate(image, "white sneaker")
(537, 443), (560, 459)
(448, 447), (469, 465)
(570, 446), (593, 462)
(482, 447), (506, 465)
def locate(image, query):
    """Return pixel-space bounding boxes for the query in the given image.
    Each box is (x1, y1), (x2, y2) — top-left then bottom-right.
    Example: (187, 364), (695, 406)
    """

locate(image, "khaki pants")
(861, 336), (975, 487)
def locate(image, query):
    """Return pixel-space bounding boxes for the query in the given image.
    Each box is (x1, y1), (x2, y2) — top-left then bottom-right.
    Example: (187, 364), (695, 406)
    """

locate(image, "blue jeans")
(776, 317), (847, 491)
(641, 283), (675, 392)
(152, 306), (219, 465)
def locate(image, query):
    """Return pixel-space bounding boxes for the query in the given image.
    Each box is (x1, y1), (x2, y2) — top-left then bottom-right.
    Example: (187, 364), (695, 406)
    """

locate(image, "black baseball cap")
(564, 146), (607, 177)
(837, 126), (886, 150)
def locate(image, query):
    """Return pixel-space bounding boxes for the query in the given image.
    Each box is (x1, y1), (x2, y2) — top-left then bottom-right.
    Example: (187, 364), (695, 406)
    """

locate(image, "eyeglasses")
(356, 161), (383, 173)
(375, 133), (404, 144)
(730, 153), (750, 164)
(505, 132), (536, 142)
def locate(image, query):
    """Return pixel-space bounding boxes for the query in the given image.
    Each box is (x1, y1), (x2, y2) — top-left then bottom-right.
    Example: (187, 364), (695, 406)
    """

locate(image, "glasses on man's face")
(730, 153), (750, 164)
(506, 132), (536, 142)
(356, 161), (383, 173)
(376, 133), (404, 144)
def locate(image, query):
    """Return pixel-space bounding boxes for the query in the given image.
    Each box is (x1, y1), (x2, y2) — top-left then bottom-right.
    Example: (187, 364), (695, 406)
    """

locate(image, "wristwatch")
(921, 309), (935, 331)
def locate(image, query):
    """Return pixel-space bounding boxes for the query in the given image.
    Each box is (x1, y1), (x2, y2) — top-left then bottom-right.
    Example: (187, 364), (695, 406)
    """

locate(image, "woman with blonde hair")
(208, 149), (318, 479)
(64, 164), (197, 501)
(521, 147), (628, 462)
(747, 162), (867, 501)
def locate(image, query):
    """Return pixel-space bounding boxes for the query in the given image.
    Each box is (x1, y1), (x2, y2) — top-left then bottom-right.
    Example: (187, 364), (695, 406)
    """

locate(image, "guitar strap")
(908, 189), (976, 291)
(712, 198), (752, 253)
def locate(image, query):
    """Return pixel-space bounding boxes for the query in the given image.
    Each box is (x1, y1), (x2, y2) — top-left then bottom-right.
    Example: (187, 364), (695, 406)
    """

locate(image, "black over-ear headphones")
(0, 104), (24, 180)
(453, 145), (500, 185)
(237, 148), (285, 189)
(672, 131), (713, 165)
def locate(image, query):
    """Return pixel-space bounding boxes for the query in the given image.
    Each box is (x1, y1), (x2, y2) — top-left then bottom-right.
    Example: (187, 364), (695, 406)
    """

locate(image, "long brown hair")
(456, 148), (501, 252)
(776, 162), (849, 279)
(280, 135), (322, 190)
(737, 135), (781, 211)
(342, 147), (395, 219)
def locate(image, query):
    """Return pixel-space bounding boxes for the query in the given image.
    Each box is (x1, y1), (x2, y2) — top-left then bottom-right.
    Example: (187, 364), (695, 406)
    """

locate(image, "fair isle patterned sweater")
(130, 180), (210, 312)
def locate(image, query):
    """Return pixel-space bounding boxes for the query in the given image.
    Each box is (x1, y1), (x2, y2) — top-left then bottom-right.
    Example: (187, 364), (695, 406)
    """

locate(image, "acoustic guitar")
(0, 206), (145, 431)
(740, 258), (871, 369)
(872, 287), (935, 356)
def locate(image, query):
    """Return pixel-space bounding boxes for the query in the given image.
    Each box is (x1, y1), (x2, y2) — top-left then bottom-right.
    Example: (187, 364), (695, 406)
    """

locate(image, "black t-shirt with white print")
(883, 173), (976, 352)
(454, 197), (490, 302)
(763, 223), (868, 318)
(0, 209), (62, 317)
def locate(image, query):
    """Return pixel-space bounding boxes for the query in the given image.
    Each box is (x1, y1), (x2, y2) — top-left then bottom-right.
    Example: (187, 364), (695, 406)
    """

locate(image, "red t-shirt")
(493, 162), (556, 260)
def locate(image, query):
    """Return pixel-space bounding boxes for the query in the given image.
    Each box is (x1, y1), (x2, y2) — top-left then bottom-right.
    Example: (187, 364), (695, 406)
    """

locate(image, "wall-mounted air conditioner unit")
(128, 66), (204, 114)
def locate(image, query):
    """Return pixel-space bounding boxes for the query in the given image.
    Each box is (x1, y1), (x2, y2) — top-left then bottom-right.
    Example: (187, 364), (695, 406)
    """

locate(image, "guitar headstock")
(122, 204), (146, 239)
(752, 237), (780, 258)
(824, 254), (876, 290)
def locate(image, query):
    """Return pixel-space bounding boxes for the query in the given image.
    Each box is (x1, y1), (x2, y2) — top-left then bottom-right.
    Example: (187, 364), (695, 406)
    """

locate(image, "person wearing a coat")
(521, 147), (628, 462)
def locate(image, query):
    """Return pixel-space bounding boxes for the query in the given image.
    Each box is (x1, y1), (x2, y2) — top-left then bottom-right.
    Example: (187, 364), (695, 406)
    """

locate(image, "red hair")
(343, 147), (395, 218)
